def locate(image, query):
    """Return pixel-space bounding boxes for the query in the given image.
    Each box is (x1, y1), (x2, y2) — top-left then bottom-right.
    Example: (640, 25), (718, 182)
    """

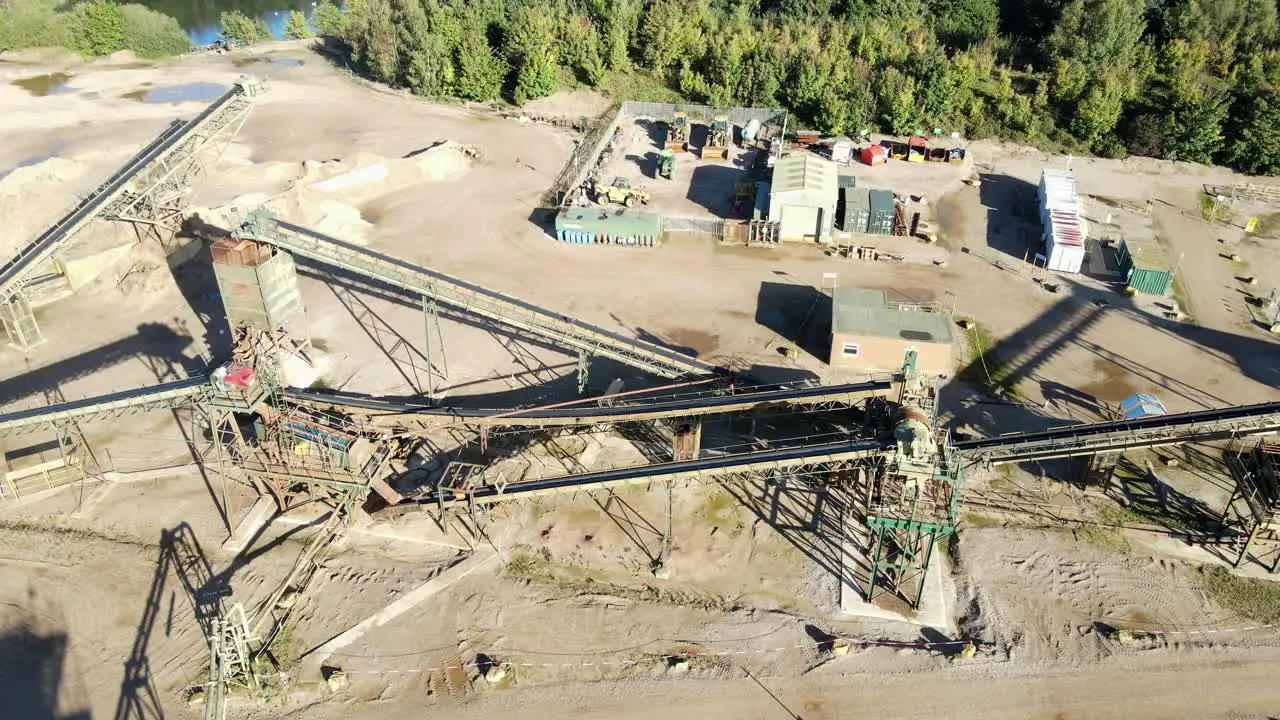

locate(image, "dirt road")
(405, 656), (1280, 720)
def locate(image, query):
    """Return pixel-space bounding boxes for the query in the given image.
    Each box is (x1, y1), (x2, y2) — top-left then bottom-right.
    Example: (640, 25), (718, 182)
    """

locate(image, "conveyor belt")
(955, 401), (1280, 464)
(282, 379), (892, 427)
(416, 438), (888, 507)
(0, 82), (251, 299)
(237, 213), (722, 379)
(0, 377), (210, 437)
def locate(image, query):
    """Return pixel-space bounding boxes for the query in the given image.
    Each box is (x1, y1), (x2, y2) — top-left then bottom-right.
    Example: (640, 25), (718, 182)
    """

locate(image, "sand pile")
(0, 157), (89, 253)
(195, 142), (480, 244)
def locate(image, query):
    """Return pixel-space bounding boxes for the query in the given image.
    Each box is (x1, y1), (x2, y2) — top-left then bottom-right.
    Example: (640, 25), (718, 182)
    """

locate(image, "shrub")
(120, 3), (190, 58)
(69, 0), (128, 57)
(283, 10), (313, 40)
(220, 10), (270, 46)
(0, 0), (73, 53)
(311, 0), (345, 37)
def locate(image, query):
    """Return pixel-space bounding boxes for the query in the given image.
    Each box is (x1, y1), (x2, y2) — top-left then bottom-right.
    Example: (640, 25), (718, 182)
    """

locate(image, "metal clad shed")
(1117, 236), (1173, 295)
(769, 154), (838, 242)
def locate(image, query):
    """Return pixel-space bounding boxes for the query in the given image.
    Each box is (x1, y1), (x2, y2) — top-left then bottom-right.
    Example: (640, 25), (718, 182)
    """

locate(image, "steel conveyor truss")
(281, 378), (893, 430)
(235, 211), (722, 380)
(0, 377), (212, 437)
(956, 400), (1280, 464)
(0, 76), (265, 348)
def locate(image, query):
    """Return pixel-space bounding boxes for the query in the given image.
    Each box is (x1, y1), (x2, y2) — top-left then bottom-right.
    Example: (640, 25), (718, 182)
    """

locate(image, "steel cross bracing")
(234, 212), (722, 380)
(0, 78), (263, 303)
(955, 401), (1280, 464)
(281, 379), (893, 430)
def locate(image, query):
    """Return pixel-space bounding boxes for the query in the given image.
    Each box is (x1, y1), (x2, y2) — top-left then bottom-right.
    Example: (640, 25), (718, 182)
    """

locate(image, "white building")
(1038, 169), (1088, 274)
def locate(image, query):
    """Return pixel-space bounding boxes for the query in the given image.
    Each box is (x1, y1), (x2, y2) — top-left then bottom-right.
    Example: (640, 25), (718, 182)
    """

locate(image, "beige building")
(768, 154), (838, 242)
(828, 287), (954, 374)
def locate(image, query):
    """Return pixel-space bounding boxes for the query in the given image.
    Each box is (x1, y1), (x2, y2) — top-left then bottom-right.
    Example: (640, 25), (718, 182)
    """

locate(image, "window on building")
(841, 342), (860, 357)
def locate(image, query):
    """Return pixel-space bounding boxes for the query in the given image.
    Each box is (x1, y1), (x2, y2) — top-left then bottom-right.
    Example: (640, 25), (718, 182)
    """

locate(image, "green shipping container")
(840, 187), (870, 233)
(867, 189), (895, 235)
(1117, 237), (1173, 295)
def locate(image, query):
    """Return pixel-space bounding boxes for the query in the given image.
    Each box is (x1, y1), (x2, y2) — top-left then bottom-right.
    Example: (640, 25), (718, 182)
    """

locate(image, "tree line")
(0, 0), (190, 59)
(323, 0), (1280, 176)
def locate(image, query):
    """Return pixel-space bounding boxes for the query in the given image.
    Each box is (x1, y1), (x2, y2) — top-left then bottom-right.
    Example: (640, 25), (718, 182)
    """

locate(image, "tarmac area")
(1, 40), (1279, 720)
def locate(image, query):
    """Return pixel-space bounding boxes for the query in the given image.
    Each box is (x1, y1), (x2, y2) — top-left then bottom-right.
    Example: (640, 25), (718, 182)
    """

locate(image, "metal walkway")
(419, 438), (887, 507)
(236, 212), (721, 379)
(282, 379), (892, 428)
(0, 377), (210, 437)
(956, 401), (1280, 464)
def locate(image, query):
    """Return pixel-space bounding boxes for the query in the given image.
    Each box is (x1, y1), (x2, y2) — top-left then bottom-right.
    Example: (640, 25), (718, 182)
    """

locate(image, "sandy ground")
(3, 41), (1280, 720)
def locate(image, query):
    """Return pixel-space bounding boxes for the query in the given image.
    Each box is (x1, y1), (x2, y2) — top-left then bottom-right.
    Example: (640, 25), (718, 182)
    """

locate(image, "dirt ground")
(3, 41), (1280, 720)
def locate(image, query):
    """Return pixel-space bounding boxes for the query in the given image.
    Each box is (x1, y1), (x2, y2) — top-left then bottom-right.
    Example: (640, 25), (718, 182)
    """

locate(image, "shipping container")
(554, 207), (662, 247)
(867, 189), (896, 235)
(839, 187), (870, 233)
(1117, 237), (1173, 295)
(837, 174), (857, 189)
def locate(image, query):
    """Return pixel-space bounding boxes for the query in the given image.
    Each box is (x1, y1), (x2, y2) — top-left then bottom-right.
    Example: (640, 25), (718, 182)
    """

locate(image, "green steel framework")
(864, 451), (963, 607)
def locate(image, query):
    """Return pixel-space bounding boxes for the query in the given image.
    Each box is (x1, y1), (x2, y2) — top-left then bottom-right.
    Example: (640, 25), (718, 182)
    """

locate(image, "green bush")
(311, 0), (345, 37)
(220, 10), (270, 46)
(0, 0), (187, 58)
(284, 10), (313, 40)
(0, 0), (73, 53)
(69, 0), (127, 56)
(120, 4), (190, 58)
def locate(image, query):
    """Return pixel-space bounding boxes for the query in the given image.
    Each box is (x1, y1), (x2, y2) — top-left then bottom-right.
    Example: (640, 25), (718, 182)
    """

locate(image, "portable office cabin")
(867, 189), (896, 235)
(554, 207), (662, 246)
(769, 154), (839, 242)
(1117, 236), (1174, 295)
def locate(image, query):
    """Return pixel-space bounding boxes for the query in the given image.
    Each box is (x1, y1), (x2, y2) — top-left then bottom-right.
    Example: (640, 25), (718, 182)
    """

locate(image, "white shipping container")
(1044, 210), (1085, 273)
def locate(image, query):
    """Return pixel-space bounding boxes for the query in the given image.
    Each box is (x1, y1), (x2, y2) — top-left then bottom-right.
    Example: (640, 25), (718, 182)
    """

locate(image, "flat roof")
(831, 287), (955, 345)
(1120, 236), (1172, 272)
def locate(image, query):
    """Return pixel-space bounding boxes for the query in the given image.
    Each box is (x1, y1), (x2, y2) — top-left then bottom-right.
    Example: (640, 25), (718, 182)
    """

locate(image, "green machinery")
(657, 149), (675, 179)
(591, 176), (651, 207)
(863, 350), (963, 608)
(664, 111), (689, 152)
(702, 114), (731, 161)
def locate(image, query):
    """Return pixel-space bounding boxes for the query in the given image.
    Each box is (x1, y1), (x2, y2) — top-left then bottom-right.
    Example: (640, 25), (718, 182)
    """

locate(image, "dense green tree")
(507, 3), (560, 103)
(455, 22), (505, 100)
(284, 10), (313, 39)
(933, 0), (998, 49)
(1225, 88), (1280, 175)
(70, 0), (127, 56)
(220, 10), (270, 45)
(312, 0), (346, 37)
